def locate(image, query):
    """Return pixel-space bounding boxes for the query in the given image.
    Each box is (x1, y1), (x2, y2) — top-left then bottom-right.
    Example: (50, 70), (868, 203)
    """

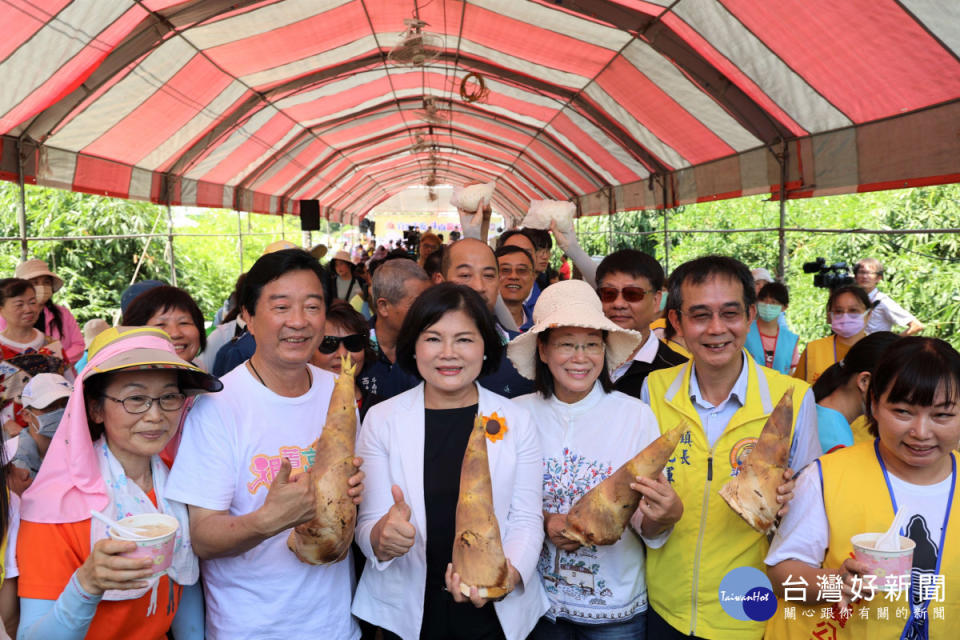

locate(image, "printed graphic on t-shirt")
(247, 445), (316, 494)
(540, 449), (622, 610)
(906, 514), (939, 606)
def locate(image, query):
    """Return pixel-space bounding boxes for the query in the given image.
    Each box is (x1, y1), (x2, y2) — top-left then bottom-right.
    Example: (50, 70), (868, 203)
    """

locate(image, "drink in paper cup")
(851, 533), (915, 591)
(110, 513), (179, 576)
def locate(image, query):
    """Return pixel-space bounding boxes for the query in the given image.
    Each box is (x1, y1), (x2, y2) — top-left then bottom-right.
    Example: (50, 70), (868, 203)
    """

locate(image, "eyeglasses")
(597, 286), (653, 303)
(499, 265), (532, 277)
(318, 334), (367, 354)
(549, 340), (605, 357)
(103, 392), (186, 414)
(679, 308), (747, 327)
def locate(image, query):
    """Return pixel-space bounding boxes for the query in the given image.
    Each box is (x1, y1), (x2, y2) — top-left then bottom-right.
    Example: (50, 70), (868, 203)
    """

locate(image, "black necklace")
(247, 358), (312, 390)
(248, 358), (268, 387)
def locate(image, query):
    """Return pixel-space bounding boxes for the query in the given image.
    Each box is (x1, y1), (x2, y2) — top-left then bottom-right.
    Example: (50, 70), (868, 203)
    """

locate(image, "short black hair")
(241, 249), (324, 316)
(667, 255), (755, 312)
(0, 278), (34, 306)
(122, 285), (207, 353)
(865, 337), (960, 437)
(826, 285), (871, 316)
(533, 328), (614, 399)
(494, 245), (534, 268)
(423, 247), (444, 280)
(524, 228), (552, 251)
(495, 229), (536, 251)
(395, 283), (501, 379)
(758, 282), (789, 307)
(596, 249), (665, 291)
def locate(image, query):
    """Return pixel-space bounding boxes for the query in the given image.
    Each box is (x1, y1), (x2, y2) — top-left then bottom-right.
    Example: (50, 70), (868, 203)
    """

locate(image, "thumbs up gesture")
(372, 485), (416, 561)
(257, 458), (317, 536)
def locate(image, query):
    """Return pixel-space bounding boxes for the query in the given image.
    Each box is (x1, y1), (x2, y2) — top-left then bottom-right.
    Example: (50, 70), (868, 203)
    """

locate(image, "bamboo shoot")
(718, 389), (794, 535)
(452, 415), (510, 598)
(287, 356), (358, 564)
(561, 423), (688, 547)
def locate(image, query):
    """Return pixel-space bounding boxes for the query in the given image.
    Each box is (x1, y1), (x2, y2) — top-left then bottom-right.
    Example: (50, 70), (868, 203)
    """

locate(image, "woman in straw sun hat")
(16, 326), (221, 640)
(1, 259), (84, 369)
(508, 279), (684, 639)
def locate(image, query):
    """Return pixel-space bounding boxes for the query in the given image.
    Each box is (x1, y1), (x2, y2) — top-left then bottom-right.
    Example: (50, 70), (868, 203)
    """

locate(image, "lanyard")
(873, 440), (956, 640)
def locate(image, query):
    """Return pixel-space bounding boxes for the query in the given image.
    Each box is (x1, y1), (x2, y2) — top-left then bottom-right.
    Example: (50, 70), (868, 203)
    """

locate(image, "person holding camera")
(854, 257), (924, 336)
(793, 285), (872, 384)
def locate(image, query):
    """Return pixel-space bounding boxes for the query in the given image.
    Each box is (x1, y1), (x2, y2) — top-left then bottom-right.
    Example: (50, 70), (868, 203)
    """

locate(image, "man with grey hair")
(358, 258), (431, 400)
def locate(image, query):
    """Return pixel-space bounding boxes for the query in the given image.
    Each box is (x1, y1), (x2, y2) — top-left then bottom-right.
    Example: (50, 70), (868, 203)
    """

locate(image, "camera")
(802, 257), (855, 289)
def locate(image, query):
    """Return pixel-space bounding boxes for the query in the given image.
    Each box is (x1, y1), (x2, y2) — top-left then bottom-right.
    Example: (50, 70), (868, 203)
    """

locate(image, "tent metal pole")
(166, 204), (177, 286)
(280, 212), (285, 240)
(237, 210), (244, 273)
(16, 140), (28, 262)
(663, 209), (669, 274)
(777, 141), (788, 280)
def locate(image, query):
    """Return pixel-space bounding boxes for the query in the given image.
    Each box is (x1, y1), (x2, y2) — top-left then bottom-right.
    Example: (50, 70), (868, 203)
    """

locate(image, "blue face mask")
(756, 302), (782, 322)
(31, 407), (66, 438)
(659, 292), (668, 312)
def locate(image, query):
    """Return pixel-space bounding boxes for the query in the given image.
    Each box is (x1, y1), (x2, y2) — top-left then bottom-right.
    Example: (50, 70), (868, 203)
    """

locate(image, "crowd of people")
(0, 199), (953, 640)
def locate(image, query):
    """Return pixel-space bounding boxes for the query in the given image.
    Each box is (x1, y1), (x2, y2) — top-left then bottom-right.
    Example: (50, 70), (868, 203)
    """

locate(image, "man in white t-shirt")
(166, 249), (363, 640)
(854, 258), (924, 335)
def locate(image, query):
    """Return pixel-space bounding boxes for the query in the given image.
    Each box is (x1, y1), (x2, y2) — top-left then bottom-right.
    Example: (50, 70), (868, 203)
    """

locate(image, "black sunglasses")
(318, 334), (367, 354)
(597, 286), (653, 303)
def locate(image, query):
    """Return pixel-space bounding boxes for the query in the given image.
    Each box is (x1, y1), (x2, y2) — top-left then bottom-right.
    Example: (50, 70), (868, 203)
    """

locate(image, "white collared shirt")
(611, 332), (660, 382)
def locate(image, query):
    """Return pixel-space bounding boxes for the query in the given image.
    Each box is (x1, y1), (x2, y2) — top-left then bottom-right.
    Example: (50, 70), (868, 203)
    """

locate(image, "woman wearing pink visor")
(16, 326), (221, 640)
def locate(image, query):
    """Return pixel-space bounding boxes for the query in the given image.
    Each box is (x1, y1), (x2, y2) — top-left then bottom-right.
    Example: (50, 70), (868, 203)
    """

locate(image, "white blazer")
(352, 382), (548, 640)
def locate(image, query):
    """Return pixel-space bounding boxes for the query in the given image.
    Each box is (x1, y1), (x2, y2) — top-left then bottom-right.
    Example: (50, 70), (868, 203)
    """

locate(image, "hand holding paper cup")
(110, 513), (180, 576)
(850, 533), (915, 591)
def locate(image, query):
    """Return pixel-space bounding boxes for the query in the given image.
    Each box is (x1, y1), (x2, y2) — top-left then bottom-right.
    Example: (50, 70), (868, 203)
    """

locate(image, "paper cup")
(110, 513), (179, 576)
(851, 533), (915, 591)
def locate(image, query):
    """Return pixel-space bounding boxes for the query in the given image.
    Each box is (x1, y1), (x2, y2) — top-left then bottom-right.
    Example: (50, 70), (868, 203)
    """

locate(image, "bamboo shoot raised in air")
(452, 415), (510, 598)
(561, 423), (688, 547)
(718, 389), (794, 535)
(287, 356), (358, 565)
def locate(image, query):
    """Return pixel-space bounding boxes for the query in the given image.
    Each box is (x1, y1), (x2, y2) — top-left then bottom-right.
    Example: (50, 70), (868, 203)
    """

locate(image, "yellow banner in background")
(374, 214), (461, 238)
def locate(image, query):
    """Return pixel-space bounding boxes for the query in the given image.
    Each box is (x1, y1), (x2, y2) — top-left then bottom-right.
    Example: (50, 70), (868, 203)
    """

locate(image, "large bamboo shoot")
(287, 356), (358, 564)
(718, 389), (794, 534)
(560, 423), (688, 547)
(452, 415), (510, 598)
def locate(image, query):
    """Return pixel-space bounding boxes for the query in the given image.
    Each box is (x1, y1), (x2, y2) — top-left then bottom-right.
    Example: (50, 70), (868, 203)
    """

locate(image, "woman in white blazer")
(353, 283), (548, 640)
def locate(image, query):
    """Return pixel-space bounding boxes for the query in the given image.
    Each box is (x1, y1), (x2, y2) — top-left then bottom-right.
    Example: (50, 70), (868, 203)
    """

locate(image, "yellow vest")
(645, 357), (809, 639)
(798, 335), (849, 384)
(850, 414), (873, 445)
(766, 441), (960, 639)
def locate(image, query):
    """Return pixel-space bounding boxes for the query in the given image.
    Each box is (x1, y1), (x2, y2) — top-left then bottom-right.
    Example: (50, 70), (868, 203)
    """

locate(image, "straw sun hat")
(507, 280), (643, 380)
(15, 259), (64, 292)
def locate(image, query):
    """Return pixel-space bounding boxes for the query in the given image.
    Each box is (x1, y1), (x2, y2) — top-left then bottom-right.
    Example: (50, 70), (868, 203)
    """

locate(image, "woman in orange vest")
(793, 285), (871, 384)
(766, 337), (960, 639)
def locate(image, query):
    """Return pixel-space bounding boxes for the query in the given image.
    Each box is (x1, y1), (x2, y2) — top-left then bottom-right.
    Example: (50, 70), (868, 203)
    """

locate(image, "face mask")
(756, 303), (782, 322)
(659, 292), (668, 312)
(33, 284), (51, 305)
(29, 407), (65, 437)
(831, 312), (866, 338)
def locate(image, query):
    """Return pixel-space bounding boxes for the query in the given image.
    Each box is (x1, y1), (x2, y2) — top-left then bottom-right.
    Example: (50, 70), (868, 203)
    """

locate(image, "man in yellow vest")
(641, 256), (821, 639)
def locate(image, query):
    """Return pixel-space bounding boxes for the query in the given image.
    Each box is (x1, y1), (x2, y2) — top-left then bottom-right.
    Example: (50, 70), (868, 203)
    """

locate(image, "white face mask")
(33, 284), (52, 305)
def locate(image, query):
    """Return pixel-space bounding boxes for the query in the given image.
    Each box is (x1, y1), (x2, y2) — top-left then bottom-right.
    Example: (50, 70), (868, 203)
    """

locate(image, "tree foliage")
(3, 181), (959, 351)
(573, 184), (960, 349)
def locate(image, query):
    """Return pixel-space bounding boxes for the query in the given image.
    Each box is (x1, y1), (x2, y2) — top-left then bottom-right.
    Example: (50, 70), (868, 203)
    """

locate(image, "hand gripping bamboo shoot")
(718, 389), (794, 535)
(561, 423), (688, 547)
(452, 415), (511, 598)
(287, 356), (358, 564)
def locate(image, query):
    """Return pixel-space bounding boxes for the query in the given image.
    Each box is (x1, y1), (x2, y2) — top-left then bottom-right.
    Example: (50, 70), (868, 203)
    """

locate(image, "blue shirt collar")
(688, 352), (749, 411)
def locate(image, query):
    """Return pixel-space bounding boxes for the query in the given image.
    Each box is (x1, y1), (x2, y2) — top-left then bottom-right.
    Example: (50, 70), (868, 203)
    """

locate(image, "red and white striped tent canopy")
(2, 0), (959, 225)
